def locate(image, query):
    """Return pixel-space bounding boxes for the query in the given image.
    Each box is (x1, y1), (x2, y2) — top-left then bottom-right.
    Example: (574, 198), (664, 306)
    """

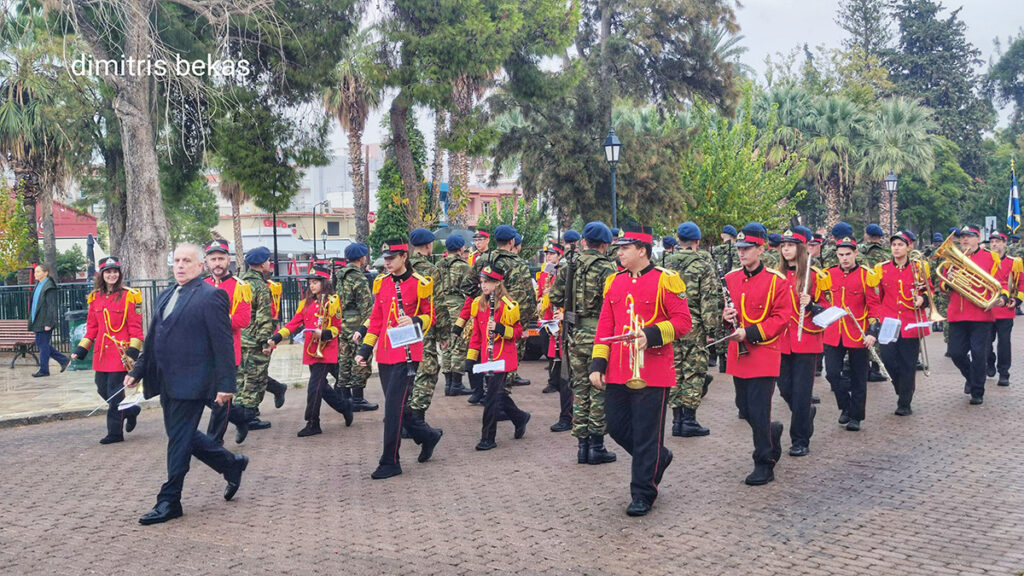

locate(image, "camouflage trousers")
(337, 329), (371, 389)
(441, 325), (469, 375)
(569, 329), (605, 438)
(934, 292), (951, 344)
(670, 339), (707, 410)
(409, 329), (441, 412)
(235, 345), (271, 409)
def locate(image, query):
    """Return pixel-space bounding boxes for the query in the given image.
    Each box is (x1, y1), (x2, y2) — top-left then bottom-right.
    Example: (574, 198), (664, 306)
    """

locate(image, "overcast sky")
(340, 1), (1021, 151)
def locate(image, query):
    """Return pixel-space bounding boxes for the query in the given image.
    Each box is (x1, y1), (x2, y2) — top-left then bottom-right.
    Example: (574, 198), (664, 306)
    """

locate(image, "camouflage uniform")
(509, 251), (538, 383)
(236, 268), (275, 410)
(408, 253), (449, 412)
(762, 248), (780, 271)
(334, 263), (373, 390)
(549, 248), (617, 439)
(663, 251), (721, 411)
(859, 241), (891, 268)
(438, 253), (471, 375)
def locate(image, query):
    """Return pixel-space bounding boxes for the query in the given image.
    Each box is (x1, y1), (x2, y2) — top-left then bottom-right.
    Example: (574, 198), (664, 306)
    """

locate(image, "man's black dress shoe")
(139, 501), (183, 525)
(224, 455), (248, 501)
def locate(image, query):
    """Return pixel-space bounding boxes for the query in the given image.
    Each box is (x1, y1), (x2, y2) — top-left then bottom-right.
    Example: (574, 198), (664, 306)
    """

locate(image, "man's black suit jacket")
(131, 275), (236, 400)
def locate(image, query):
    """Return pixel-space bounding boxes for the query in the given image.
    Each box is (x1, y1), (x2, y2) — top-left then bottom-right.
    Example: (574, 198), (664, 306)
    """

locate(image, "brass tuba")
(624, 295), (646, 390)
(933, 234), (1003, 310)
(909, 251), (945, 323)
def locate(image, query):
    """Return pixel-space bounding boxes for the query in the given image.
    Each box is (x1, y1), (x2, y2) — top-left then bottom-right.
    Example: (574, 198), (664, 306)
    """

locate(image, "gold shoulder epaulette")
(863, 264), (882, 287)
(501, 296), (517, 309)
(126, 287), (143, 305)
(238, 281), (252, 303)
(414, 272), (434, 299)
(327, 294), (341, 316)
(372, 273), (387, 295)
(766, 268), (786, 279)
(603, 273), (618, 296)
(87, 290), (97, 305)
(471, 295), (482, 317)
(656, 267), (687, 294)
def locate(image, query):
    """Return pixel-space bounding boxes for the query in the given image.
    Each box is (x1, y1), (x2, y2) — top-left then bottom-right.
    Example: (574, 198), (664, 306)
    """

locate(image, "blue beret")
(831, 221), (853, 239)
(949, 227), (960, 235)
(767, 233), (783, 246)
(662, 236), (678, 248)
(445, 235), (465, 251)
(494, 224), (517, 242)
(244, 246), (271, 265)
(611, 227), (621, 237)
(564, 230), (581, 243)
(865, 223), (884, 237)
(344, 242), (369, 260)
(676, 222), (701, 241)
(409, 227), (435, 246)
(722, 225), (737, 237)
(582, 221), (613, 244)
(932, 233), (943, 242)
(514, 233), (523, 246)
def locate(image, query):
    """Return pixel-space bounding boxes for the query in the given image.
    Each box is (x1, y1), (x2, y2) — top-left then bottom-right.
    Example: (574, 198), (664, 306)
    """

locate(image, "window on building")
(327, 221), (340, 236)
(482, 201), (491, 215)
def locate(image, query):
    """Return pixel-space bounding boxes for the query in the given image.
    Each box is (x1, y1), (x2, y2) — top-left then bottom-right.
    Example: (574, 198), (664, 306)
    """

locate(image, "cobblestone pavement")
(1, 333), (1023, 575)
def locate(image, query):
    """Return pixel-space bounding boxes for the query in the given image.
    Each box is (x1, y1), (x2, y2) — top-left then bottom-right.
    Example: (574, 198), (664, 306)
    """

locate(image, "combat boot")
(449, 372), (472, 396)
(467, 374), (485, 405)
(671, 406), (683, 437)
(588, 434), (617, 465)
(577, 436), (590, 464)
(679, 407), (710, 437)
(351, 387), (378, 411)
(443, 373), (453, 396)
(297, 421), (322, 437)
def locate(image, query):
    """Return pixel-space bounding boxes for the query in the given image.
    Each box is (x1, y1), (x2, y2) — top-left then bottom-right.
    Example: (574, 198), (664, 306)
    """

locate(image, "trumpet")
(933, 234), (1003, 310)
(110, 337), (135, 372)
(909, 252), (940, 377)
(625, 294), (646, 390)
(312, 295), (329, 358)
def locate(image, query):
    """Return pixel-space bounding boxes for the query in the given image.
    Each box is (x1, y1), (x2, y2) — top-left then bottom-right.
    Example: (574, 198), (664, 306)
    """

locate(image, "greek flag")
(1008, 162), (1021, 233)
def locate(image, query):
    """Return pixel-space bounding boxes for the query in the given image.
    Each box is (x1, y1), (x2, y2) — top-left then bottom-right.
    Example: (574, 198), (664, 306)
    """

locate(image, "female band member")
(468, 266), (531, 451)
(71, 257), (144, 444)
(266, 265), (353, 437)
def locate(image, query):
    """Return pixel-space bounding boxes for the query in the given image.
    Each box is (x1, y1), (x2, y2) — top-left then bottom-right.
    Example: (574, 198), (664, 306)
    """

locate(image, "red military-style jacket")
(724, 264), (791, 378)
(466, 295), (522, 372)
(359, 268), (434, 365)
(275, 295), (341, 365)
(779, 266), (829, 355)
(993, 254), (1022, 320)
(823, 265), (881, 349)
(590, 265), (692, 388)
(206, 274), (252, 365)
(873, 260), (932, 339)
(78, 288), (144, 373)
(537, 266), (560, 358)
(944, 248), (1003, 323)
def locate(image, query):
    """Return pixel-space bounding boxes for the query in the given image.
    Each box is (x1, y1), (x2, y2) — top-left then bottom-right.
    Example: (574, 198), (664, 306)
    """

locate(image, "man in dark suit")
(125, 243), (249, 525)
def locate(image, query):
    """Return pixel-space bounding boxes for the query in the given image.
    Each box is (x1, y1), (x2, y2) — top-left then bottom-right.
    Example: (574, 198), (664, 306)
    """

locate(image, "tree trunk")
(104, 147), (127, 256)
(349, 123), (368, 241)
(38, 185), (57, 278)
(431, 109), (446, 224)
(389, 97), (422, 228)
(448, 81), (473, 227)
(878, 186), (898, 236)
(823, 179), (842, 232)
(232, 192), (244, 266)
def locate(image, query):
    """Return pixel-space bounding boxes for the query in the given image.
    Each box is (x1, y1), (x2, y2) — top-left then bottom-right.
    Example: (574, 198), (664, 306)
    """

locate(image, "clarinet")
(716, 259), (749, 355)
(393, 275), (417, 378)
(486, 292), (497, 376)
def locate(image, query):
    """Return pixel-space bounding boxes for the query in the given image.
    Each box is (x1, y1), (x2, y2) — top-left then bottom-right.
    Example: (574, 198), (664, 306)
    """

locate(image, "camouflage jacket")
(334, 263), (373, 335)
(240, 268), (274, 348)
(549, 248), (617, 333)
(663, 250), (722, 342)
(859, 242), (891, 267)
(410, 252), (450, 331)
(762, 249), (780, 271)
(502, 250), (538, 325)
(711, 242), (737, 277)
(437, 253), (471, 311)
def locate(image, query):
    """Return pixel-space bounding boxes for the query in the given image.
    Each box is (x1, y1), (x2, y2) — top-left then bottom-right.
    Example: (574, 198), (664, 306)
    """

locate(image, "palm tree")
(858, 97), (939, 234)
(218, 177), (247, 266)
(323, 28), (382, 242)
(800, 95), (867, 230)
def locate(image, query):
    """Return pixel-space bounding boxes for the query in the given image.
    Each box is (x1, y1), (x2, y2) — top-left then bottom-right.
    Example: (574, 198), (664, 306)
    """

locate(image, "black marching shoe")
(588, 434), (617, 465)
(964, 381), (971, 395)
(31, 371), (48, 378)
(418, 428), (443, 463)
(789, 445), (809, 457)
(139, 501), (183, 525)
(448, 373), (472, 396)
(550, 417), (571, 432)
(626, 497), (652, 517)
(998, 375), (1010, 387)
(297, 422), (322, 437)
(679, 407), (710, 437)
(223, 454), (248, 501)
(99, 435), (124, 445)
(125, 411), (138, 433)
(271, 381), (286, 409)
(351, 387), (378, 411)
(510, 375), (531, 387)
(577, 437), (590, 464)
(744, 465), (775, 486)
(475, 439), (497, 451)
(654, 449), (673, 485)
(969, 395), (983, 405)
(845, 419), (861, 431)
(514, 412), (531, 439)
(770, 422), (783, 462)
(371, 464), (402, 480)
(894, 406), (912, 416)
(247, 418), (272, 430)
(838, 410), (850, 425)
(986, 366), (997, 378)
(671, 406), (683, 437)
(467, 380), (484, 405)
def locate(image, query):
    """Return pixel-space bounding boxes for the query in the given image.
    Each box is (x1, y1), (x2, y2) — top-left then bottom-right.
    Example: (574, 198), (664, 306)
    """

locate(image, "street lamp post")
(884, 171), (899, 236)
(604, 128), (621, 229)
(311, 199), (328, 262)
(321, 229), (328, 257)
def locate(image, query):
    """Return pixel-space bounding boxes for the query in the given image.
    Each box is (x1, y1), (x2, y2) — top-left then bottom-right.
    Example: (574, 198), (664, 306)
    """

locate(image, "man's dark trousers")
(158, 396), (237, 505)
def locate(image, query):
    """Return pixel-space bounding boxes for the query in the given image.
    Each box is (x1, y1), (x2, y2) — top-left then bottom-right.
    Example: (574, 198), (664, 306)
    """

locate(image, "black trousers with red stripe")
(378, 362), (433, 468)
(604, 384), (670, 504)
(778, 353), (816, 449)
(733, 376), (777, 467)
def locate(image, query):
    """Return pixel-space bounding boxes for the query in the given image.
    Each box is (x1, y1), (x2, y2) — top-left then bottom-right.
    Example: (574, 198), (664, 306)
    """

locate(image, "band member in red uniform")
(72, 257), (144, 444)
(267, 265), (353, 436)
(823, 234), (881, 431)
(467, 266), (531, 450)
(589, 226), (692, 516)
(203, 240), (252, 444)
(776, 226), (829, 457)
(987, 232), (1021, 387)
(722, 223), (790, 486)
(874, 231), (931, 415)
(944, 225), (1009, 405)
(356, 239), (442, 480)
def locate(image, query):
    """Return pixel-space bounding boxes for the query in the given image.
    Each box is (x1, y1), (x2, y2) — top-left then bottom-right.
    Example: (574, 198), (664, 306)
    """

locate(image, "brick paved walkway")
(1, 333), (1022, 575)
